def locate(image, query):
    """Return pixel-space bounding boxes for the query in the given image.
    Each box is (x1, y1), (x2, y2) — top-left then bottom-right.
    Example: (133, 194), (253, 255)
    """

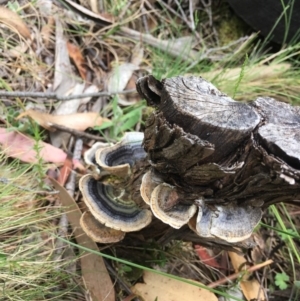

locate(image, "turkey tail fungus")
(79, 75), (300, 247)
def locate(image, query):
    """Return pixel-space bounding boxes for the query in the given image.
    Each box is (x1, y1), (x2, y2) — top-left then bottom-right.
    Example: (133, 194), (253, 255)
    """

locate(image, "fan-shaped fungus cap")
(84, 142), (111, 167)
(195, 200), (262, 243)
(79, 174), (152, 232)
(150, 183), (197, 229)
(95, 132), (146, 178)
(80, 211), (125, 243)
(140, 170), (164, 205)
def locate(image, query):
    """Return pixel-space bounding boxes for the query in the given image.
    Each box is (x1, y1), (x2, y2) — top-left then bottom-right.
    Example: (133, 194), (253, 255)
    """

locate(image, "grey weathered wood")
(79, 75), (300, 249)
(137, 75), (300, 210)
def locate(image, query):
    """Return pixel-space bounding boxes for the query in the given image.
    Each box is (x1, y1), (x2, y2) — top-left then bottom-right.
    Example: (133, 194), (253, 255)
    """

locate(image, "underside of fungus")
(79, 75), (300, 246)
(80, 211), (125, 243)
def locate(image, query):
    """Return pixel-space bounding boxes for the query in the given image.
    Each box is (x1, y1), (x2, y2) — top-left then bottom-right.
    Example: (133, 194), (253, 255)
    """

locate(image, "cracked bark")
(137, 75), (300, 213)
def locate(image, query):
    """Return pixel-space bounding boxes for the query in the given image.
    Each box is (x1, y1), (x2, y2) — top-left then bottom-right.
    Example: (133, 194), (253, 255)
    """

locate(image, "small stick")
(189, 0), (196, 31)
(0, 89), (136, 101)
(141, 5), (149, 34)
(104, 259), (138, 297)
(207, 259), (273, 288)
(49, 123), (113, 142)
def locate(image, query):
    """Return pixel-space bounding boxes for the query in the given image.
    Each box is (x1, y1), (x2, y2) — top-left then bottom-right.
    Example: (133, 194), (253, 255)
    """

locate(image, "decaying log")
(137, 75), (300, 205)
(79, 75), (300, 248)
(136, 75), (300, 245)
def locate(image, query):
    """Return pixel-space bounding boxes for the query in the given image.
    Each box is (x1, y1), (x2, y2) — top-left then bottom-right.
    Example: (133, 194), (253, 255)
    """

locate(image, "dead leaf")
(107, 63), (138, 106)
(130, 43), (144, 67)
(0, 6), (31, 39)
(194, 245), (222, 269)
(8, 40), (30, 58)
(57, 154), (73, 185)
(41, 16), (55, 48)
(228, 252), (265, 301)
(54, 17), (76, 93)
(121, 294), (138, 301)
(131, 271), (217, 301)
(125, 74), (138, 91)
(50, 178), (115, 301)
(0, 128), (84, 170)
(62, 0), (114, 24)
(67, 42), (87, 80)
(37, 0), (53, 17)
(16, 110), (109, 131)
(50, 83), (99, 148)
(89, 0), (99, 13)
(107, 63), (138, 93)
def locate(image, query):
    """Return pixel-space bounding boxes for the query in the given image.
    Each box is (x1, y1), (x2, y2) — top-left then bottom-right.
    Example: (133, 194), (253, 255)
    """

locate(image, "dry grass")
(0, 154), (84, 300)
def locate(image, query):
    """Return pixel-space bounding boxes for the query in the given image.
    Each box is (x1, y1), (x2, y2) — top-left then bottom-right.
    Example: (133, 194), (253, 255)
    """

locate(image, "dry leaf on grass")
(57, 154), (73, 186)
(107, 63), (139, 106)
(41, 16), (55, 47)
(67, 42), (87, 80)
(50, 178), (115, 301)
(54, 17), (76, 93)
(7, 39), (30, 58)
(131, 271), (217, 301)
(0, 6), (31, 39)
(107, 63), (138, 93)
(130, 43), (144, 67)
(228, 251), (265, 301)
(62, 0), (114, 24)
(37, 0), (53, 17)
(0, 128), (84, 170)
(17, 110), (109, 131)
(194, 245), (222, 269)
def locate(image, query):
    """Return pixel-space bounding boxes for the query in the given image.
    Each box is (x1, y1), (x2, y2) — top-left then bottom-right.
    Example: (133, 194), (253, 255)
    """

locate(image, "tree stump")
(136, 75), (300, 245)
(80, 75), (300, 248)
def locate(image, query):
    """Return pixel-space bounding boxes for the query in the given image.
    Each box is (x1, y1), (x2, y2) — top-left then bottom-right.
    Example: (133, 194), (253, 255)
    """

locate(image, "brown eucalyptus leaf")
(53, 17), (76, 93)
(0, 6), (31, 39)
(62, 0), (114, 24)
(0, 128), (84, 170)
(67, 42), (87, 80)
(131, 271), (217, 301)
(229, 252), (265, 301)
(17, 110), (109, 131)
(50, 178), (115, 301)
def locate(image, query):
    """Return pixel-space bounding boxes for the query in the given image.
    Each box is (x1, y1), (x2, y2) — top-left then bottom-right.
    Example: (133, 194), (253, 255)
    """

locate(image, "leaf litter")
(1, 0), (300, 301)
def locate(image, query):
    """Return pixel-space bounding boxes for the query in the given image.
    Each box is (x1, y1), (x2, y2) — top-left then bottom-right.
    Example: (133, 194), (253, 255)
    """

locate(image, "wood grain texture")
(137, 75), (300, 211)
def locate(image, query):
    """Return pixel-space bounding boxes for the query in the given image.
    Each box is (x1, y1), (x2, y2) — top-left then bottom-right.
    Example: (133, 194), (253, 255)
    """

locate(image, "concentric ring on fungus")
(79, 175), (152, 232)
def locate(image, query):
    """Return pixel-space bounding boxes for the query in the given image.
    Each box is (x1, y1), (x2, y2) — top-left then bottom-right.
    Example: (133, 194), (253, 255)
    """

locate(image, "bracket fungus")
(140, 170), (164, 205)
(84, 142), (111, 167)
(194, 200), (262, 243)
(79, 175), (152, 232)
(79, 75), (300, 247)
(150, 183), (197, 229)
(80, 211), (125, 243)
(79, 132), (152, 242)
(95, 132), (147, 178)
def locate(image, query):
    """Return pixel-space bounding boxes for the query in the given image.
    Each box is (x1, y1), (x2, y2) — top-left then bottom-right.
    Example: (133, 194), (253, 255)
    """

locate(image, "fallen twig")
(207, 259), (273, 288)
(104, 258), (139, 298)
(49, 123), (111, 142)
(0, 89), (136, 101)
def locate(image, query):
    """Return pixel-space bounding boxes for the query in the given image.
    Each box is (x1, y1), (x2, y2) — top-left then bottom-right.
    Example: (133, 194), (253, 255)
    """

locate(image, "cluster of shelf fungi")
(79, 75), (300, 249)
